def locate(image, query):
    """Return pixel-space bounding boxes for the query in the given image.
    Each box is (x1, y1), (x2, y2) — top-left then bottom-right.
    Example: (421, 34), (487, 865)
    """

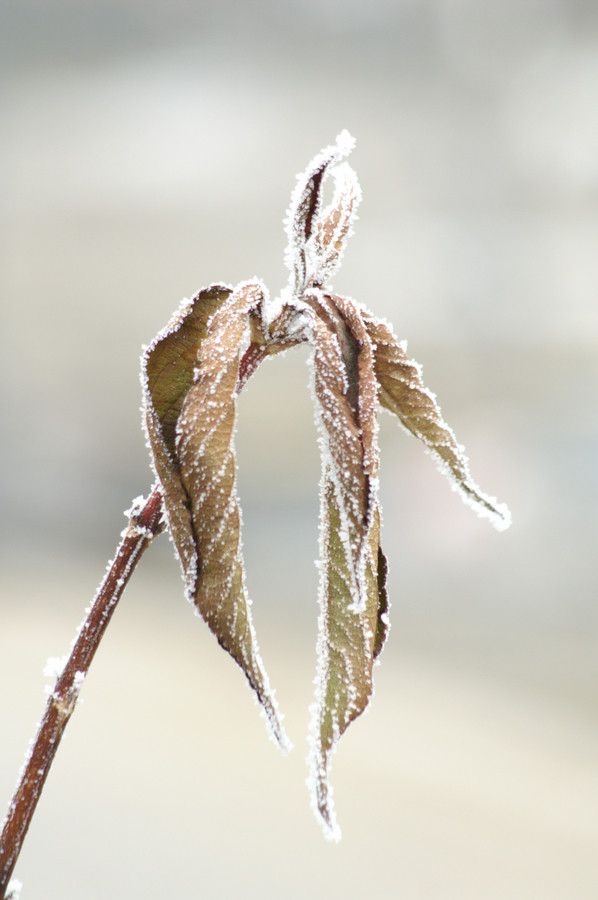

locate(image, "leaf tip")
(456, 480), (512, 532)
(307, 758), (342, 842)
(336, 128), (356, 156)
(322, 816), (342, 843)
(489, 499), (512, 532)
(258, 694), (293, 755)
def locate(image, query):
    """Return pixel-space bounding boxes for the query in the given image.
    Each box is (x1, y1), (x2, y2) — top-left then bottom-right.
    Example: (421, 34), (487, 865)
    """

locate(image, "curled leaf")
(305, 292), (388, 838)
(140, 132), (511, 843)
(284, 130), (356, 294)
(142, 284), (233, 583)
(143, 284), (233, 459)
(142, 281), (290, 751)
(309, 481), (388, 840)
(307, 295), (371, 605)
(307, 163), (361, 289)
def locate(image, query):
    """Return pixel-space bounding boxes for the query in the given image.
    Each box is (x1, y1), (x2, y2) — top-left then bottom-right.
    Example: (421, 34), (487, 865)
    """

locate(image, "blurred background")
(1, 1), (597, 897)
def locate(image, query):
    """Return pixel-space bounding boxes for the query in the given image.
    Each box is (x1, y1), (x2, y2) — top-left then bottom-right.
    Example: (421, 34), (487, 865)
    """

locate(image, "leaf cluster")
(141, 132), (510, 839)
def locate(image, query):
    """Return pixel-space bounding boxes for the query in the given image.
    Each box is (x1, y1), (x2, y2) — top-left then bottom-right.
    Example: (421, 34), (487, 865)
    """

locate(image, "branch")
(0, 485), (165, 898)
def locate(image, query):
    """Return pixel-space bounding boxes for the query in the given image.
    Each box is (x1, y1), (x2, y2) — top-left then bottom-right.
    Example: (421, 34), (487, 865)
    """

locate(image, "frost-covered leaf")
(142, 284), (233, 585)
(310, 480), (388, 840)
(142, 281), (289, 751)
(308, 294), (371, 604)
(284, 130), (356, 294)
(143, 284), (233, 458)
(305, 291), (389, 838)
(325, 292), (379, 474)
(363, 312), (511, 531)
(139, 131), (511, 844)
(307, 163), (361, 289)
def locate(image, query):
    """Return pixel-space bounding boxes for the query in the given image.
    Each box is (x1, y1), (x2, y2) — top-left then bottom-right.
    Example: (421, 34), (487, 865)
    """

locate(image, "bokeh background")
(1, 2), (597, 897)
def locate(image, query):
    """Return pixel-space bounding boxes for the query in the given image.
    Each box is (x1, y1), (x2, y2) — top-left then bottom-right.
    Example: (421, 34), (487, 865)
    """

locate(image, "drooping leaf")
(139, 132), (511, 844)
(144, 283), (233, 458)
(305, 291), (389, 838)
(307, 295), (370, 603)
(142, 284), (233, 583)
(363, 311), (511, 531)
(309, 477), (388, 841)
(324, 292), (379, 474)
(142, 281), (290, 751)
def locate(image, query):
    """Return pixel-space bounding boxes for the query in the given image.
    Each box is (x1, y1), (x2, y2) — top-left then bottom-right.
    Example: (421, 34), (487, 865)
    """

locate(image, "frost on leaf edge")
(283, 130), (357, 293)
(140, 282), (291, 754)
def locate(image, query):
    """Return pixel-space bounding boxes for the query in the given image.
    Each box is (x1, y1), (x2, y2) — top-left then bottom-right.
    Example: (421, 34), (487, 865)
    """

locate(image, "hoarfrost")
(138, 130), (510, 842)
(6, 878), (23, 900)
(284, 131), (358, 295)
(143, 280), (290, 753)
(43, 655), (68, 681)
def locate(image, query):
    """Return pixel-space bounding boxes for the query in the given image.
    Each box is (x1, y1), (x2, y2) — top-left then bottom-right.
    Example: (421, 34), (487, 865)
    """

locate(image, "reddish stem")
(0, 485), (164, 898)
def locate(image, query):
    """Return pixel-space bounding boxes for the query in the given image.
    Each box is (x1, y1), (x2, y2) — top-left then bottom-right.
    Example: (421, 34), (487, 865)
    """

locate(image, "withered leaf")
(305, 291), (388, 838)
(310, 480), (388, 840)
(308, 163), (361, 289)
(143, 281), (290, 751)
(363, 311), (511, 531)
(284, 130), (356, 295)
(308, 296), (370, 599)
(142, 285), (233, 587)
(141, 131), (510, 842)
(144, 283), (233, 458)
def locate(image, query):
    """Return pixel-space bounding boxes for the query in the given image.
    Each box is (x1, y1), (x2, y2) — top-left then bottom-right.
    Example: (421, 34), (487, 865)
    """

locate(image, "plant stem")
(0, 485), (164, 898)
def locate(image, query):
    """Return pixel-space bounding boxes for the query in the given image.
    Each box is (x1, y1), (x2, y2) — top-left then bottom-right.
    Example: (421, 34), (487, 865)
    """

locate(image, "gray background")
(1, 2), (597, 897)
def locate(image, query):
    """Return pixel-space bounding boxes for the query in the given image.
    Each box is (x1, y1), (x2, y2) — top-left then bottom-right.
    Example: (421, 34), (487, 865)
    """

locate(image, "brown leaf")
(324, 293), (378, 474)
(142, 281), (290, 751)
(308, 296), (369, 590)
(310, 479), (387, 840)
(284, 131), (356, 294)
(142, 285), (233, 583)
(305, 291), (389, 838)
(139, 133), (511, 844)
(363, 312), (511, 530)
(308, 164), (361, 289)
(144, 284), (233, 458)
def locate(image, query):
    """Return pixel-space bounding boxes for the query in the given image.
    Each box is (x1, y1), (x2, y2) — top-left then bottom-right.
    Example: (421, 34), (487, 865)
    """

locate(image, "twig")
(0, 485), (164, 897)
